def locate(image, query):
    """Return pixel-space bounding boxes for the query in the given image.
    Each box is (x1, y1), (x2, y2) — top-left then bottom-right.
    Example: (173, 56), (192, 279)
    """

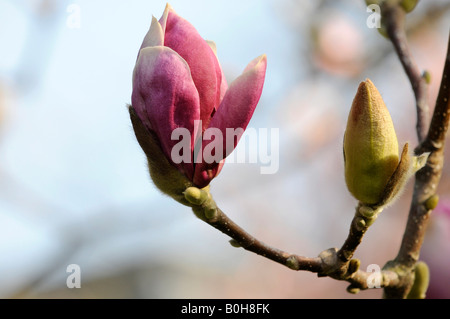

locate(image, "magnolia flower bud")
(344, 79), (429, 207)
(344, 79), (399, 205)
(131, 3), (267, 191)
(400, 0), (419, 13)
(365, 0), (384, 5)
(407, 261), (430, 299)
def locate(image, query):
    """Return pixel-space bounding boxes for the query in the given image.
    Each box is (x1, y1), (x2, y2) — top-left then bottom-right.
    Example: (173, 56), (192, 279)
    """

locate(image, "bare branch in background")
(384, 30), (450, 298)
(384, 3), (429, 143)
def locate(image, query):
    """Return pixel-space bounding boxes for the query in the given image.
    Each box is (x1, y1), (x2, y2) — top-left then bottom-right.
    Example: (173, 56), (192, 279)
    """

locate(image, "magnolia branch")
(381, 4), (450, 298)
(200, 207), (322, 272)
(188, 189), (399, 293)
(386, 34), (450, 298)
(384, 3), (429, 143)
(337, 203), (378, 264)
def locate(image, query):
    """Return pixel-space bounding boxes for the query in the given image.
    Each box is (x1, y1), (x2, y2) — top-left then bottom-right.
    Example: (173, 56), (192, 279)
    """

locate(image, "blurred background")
(0, 0), (449, 299)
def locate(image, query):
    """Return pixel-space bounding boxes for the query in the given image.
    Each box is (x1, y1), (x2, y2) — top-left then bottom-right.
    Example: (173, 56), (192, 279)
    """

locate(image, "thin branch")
(337, 203), (376, 263)
(418, 33), (450, 154)
(382, 6), (450, 297)
(201, 207), (323, 273)
(396, 31), (450, 266)
(192, 199), (398, 292)
(384, 3), (429, 143)
(347, 268), (400, 291)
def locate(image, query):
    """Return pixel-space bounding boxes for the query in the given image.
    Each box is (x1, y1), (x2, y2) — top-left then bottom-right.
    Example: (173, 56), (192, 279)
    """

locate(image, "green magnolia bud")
(229, 239), (242, 248)
(286, 256), (300, 270)
(184, 186), (210, 205)
(365, 0), (384, 5)
(182, 185), (219, 220)
(407, 261), (430, 299)
(400, 0), (419, 13)
(377, 23), (389, 39)
(346, 285), (360, 294)
(425, 194), (439, 211)
(348, 258), (361, 276)
(344, 79), (399, 205)
(422, 70), (431, 84)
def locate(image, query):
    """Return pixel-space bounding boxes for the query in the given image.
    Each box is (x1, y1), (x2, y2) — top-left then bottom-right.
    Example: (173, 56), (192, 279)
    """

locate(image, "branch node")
(422, 70), (432, 85)
(286, 256), (300, 270)
(424, 194), (439, 211)
(346, 284), (360, 294)
(348, 259), (361, 276)
(355, 217), (366, 231)
(358, 205), (378, 218)
(229, 239), (241, 248)
(204, 206), (218, 220)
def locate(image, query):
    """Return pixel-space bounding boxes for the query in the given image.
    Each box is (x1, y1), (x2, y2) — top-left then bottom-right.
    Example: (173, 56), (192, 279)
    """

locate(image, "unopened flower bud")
(365, 0), (418, 13)
(344, 79), (399, 205)
(344, 79), (429, 207)
(229, 239), (242, 248)
(347, 285), (360, 294)
(424, 194), (439, 211)
(422, 70), (431, 85)
(184, 186), (210, 206)
(407, 261), (430, 299)
(348, 258), (361, 276)
(400, 0), (419, 13)
(365, 0), (384, 5)
(131, 4), (266, 189)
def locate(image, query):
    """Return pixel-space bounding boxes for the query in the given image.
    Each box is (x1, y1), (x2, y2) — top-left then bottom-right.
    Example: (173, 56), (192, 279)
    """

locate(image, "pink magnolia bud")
(131, 4), (267, 189)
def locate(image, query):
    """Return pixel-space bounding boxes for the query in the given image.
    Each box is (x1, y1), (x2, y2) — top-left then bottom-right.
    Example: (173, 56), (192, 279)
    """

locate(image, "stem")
(193, 199), (397, 291)
(384, 3), (429, 143)
(382, 9), (450, 297)
(396, 33), (450, 265)
(204, 207), (323, 272)
(337, 203), (379, 263)
(348, 268), (400, 291)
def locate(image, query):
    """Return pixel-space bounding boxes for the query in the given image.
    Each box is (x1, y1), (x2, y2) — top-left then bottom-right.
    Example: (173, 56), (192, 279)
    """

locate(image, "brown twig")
(381, 2), (450, 298)
(192, 199), (399, 292)
(198, 207), (323, 273)
(386, 35), (450, 298)
(384, 3), (429, 143)
(337, 203), (376, 264)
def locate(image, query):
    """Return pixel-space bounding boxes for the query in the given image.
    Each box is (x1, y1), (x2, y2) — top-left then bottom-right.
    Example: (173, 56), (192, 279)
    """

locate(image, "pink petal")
(140, 16), (164, 50)
(193, 159), (225, 188)
(133, 16), (165, 86)
(208, 54), (267, 158)
(160, 5), (223, 131)
(207, 40), (228, 106)
(131, 46), (200, 180)
(158, 3), (171, 32)
(193, 54), (267, 187)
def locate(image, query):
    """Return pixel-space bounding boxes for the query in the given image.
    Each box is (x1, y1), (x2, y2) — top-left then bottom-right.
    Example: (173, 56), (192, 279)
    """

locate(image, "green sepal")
(129, 105), (193, 206)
